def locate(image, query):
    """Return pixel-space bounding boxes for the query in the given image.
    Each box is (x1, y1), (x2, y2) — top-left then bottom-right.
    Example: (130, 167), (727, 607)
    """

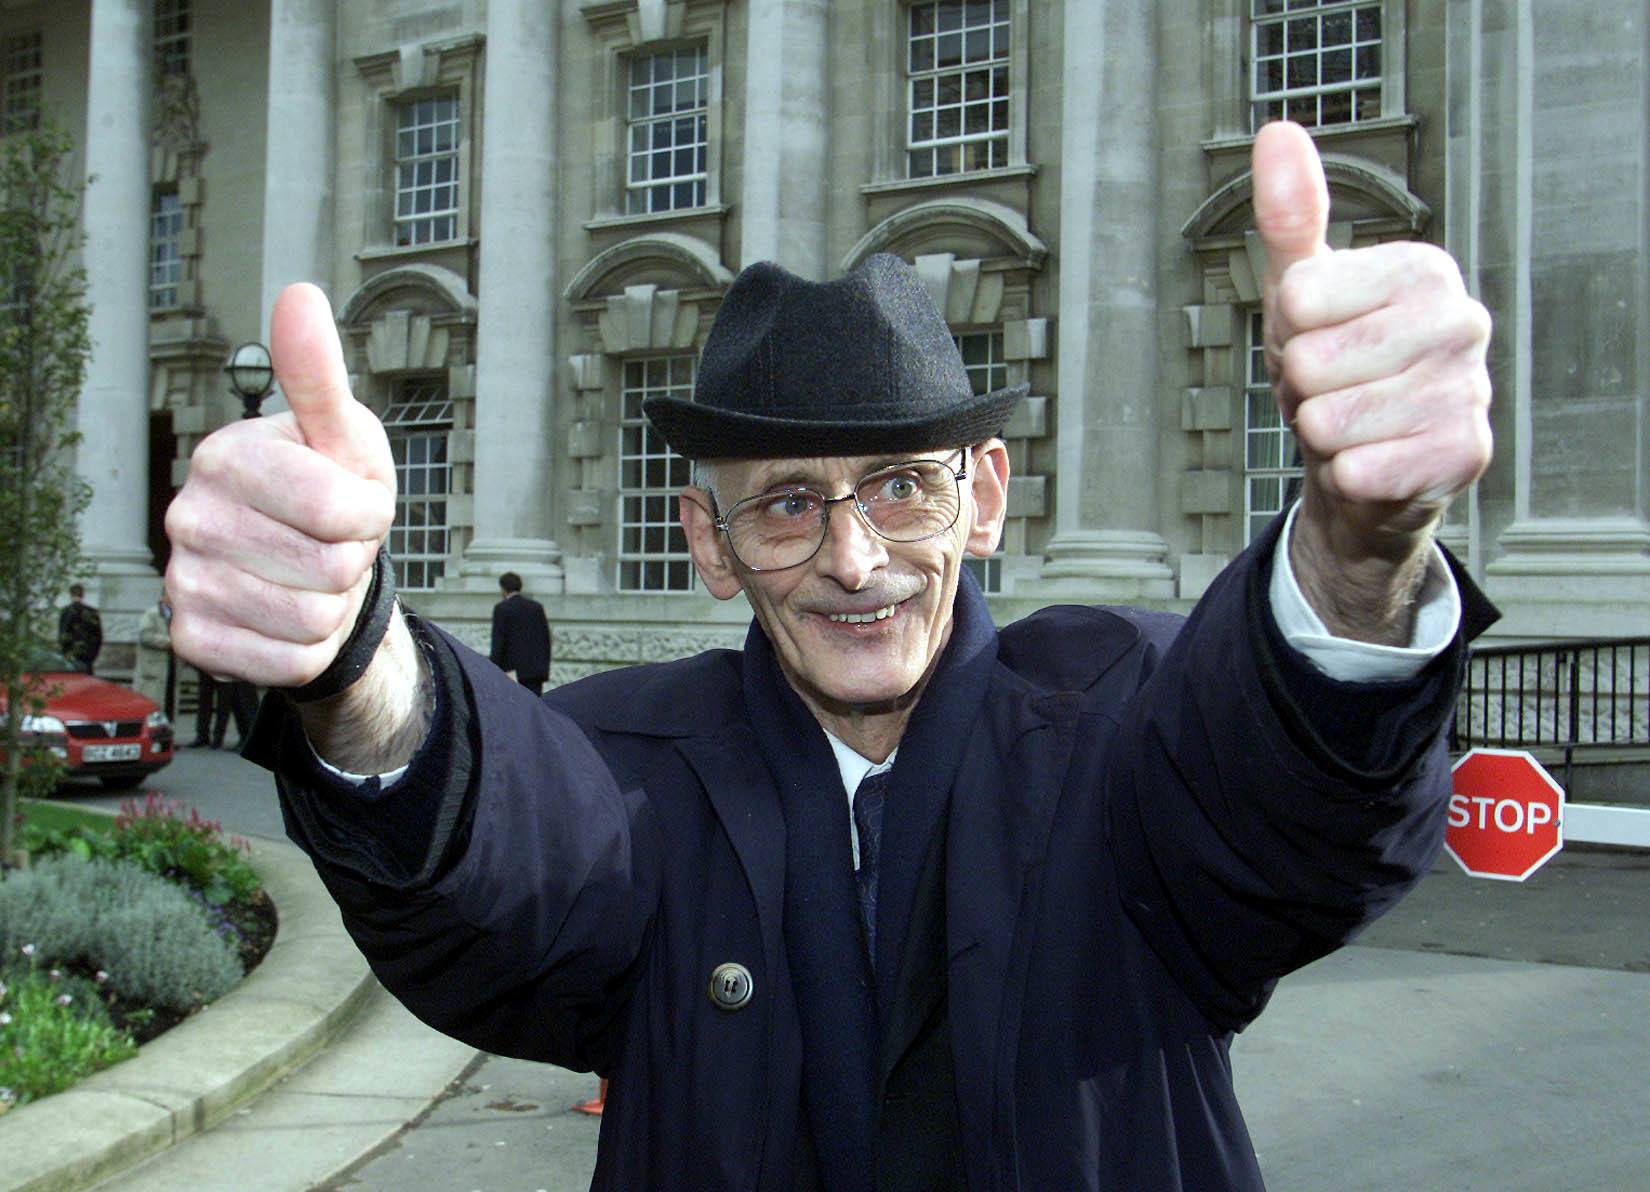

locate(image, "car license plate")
(83, 743), (141, 763)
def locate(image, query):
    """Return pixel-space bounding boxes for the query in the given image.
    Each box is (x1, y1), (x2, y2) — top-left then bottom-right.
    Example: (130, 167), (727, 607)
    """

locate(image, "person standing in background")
(57, 583), (101, 674)
(190, 672), (257, 749)
(133, 597), (173, 711)
(489, 571), (552, 695)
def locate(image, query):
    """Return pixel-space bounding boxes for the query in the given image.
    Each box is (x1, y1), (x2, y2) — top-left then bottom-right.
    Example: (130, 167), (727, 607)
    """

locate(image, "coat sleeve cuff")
(243, 614), (479, 889)
(1245, 510), (1500, 788)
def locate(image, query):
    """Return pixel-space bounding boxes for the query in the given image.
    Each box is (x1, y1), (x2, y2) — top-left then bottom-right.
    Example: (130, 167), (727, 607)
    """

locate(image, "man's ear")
(680, 488), (744, 600)
(964, 439), (1010, 558)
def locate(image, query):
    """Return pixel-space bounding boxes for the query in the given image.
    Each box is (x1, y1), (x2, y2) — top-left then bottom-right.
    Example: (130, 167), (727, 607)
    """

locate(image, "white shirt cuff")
(309, 736), (409, 787)
(1269, 502), (1461, 682)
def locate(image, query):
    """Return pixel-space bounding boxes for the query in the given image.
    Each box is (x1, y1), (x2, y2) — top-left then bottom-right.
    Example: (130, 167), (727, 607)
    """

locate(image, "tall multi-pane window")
(954, 329), (1005, 593)
(394, 94), (460, 246)
(1250, 0), (1381, 130)
(149, 189), (183, 310)
(626, 45), (708, 215)
(1243, 311), (1303, 541)
(907, 1), (1009, 179)
(383, 383), (453, 590)
(618, 357), (696, 592)
(1, 32), (41, 134)
(153, 0), (190, 77)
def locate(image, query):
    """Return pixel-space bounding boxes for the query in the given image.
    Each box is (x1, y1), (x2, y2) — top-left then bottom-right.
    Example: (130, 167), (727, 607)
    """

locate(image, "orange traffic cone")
(573, 1077), (608, 1116)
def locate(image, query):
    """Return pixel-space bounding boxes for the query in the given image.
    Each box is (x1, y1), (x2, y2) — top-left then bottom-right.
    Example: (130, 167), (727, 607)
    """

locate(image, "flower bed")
(0, 795), (277, 1113)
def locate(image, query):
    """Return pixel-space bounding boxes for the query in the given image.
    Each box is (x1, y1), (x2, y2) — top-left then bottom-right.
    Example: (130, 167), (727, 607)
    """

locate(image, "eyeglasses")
(712, 451), (971, 573)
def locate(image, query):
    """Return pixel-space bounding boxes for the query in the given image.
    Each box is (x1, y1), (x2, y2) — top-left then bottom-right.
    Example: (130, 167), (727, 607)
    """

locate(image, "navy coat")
(262, 524), (1480, 1190)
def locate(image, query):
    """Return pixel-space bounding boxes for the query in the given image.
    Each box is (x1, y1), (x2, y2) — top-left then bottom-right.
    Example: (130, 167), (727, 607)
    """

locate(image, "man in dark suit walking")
(489, 572), (551, 695)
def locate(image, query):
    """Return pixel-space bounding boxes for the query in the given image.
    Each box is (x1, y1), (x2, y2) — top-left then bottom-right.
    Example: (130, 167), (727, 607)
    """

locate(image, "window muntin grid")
(954, 329), (1006, 397)
(384, 382), (452, 590)
(2, 32), (41, 135)
(907, 0), (1010, 179)
(154, 0), (191, 78)
(618, 357), (696, 592)
(626, 45), (709, 215)
(394, 94), (461, 246)
(1243, 310), (1302, 542)
(149, 189), (183, 310)
(1250, 0), (1381, 130)
(953, 329), (1007, 593)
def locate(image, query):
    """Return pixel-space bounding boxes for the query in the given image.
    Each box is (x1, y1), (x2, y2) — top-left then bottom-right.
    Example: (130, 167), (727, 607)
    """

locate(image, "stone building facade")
(16, 0), (1648, 681)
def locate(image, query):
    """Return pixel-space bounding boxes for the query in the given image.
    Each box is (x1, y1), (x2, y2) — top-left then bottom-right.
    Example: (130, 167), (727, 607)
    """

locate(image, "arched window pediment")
(841, 197), (1046, 274)
(1180, 154), (1430, 245)
(336, 264), (477, 327)
(565, 233), (733, 302)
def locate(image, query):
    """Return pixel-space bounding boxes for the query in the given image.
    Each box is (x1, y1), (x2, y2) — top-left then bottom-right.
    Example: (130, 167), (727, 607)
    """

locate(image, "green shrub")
(0, 855), (242, 1011)
(0, 955), (137, 1107)
(22, 792), (261, 907)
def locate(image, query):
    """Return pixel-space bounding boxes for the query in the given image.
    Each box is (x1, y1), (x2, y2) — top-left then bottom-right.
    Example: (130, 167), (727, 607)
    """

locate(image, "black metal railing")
(1453, 636), (1650, 789)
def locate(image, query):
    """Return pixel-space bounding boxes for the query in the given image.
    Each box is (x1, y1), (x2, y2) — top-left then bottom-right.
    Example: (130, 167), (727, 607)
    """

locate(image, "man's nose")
(813, 498), (887, 589)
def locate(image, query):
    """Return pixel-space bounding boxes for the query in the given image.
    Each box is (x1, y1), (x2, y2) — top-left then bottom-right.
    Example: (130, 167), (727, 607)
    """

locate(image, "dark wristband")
(284, 545), (397, 704)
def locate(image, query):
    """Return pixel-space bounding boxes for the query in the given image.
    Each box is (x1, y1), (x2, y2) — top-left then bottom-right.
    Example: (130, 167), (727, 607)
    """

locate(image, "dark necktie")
(852, 769), (888, 959)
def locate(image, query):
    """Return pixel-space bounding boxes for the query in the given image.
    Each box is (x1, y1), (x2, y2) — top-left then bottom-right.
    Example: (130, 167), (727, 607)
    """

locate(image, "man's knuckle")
(313, 544), (368, 594)
(1275, 271), (1315, 330)
(163, 495), (203, 546)
(291, 590), (348, 643)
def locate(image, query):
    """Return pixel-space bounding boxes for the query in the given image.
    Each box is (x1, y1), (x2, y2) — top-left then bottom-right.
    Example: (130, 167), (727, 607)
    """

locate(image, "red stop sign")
(1445, 748), (1565, 881)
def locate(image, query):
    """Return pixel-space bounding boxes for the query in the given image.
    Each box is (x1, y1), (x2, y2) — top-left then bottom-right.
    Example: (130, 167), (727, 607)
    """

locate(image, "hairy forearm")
(295, 606), (432, 774)
(1287, 503), (1434, 646)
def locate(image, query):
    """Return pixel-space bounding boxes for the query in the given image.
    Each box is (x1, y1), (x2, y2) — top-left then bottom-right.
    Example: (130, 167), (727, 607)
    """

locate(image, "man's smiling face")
(681, 443), (1009, 731)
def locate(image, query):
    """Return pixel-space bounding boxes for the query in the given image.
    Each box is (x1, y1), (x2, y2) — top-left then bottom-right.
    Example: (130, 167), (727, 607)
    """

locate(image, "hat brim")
(642, 383), (1027, 461)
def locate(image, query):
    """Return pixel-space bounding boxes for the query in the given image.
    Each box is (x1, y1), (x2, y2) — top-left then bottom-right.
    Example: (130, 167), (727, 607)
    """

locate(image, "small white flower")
(48, 969), (61, 982)
(55, 993), (72, 1007)
(94, 970), (109, 984)
(19, 944), (34, 958)
(0, 1012), (11, 1026)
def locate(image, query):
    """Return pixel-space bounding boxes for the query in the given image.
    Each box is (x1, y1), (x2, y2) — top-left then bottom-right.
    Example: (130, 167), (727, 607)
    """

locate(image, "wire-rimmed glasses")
(712, 450), (971, 573)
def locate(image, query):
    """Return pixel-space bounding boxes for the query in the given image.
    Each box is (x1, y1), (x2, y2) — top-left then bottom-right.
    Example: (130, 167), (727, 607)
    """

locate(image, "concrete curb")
(0, 837), (376, 1192)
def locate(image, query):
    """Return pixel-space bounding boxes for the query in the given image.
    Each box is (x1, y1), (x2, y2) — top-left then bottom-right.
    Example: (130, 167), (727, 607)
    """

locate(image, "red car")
(4, 647), (175, 790)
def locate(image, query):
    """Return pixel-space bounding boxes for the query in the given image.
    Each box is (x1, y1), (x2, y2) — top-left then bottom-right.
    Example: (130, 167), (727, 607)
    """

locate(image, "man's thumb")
(270, 283), (385, 481)
(1252, 121), (1331, 289)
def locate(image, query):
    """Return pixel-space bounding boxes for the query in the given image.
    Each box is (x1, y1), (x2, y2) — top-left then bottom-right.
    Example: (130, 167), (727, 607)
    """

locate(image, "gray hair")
(692, 461), (726, 509)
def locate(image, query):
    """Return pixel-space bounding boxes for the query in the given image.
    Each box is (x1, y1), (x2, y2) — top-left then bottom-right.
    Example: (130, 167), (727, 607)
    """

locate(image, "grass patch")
(18, 798), (110, 837)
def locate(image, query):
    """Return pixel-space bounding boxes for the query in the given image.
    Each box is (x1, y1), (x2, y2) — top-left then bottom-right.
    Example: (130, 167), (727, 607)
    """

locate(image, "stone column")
(1476, 0), (1650, 636)
(457, 0), (564, 590)
(260, 0), (336, 342)
(79, 0), (156, 597)
(1039, 0), (1173, 598)
(740, 0), (829, 277)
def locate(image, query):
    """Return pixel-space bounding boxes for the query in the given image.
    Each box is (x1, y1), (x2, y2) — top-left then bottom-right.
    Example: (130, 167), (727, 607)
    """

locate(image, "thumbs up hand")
(1254, 122), (1492, 642)
(165, 284), (397, 688)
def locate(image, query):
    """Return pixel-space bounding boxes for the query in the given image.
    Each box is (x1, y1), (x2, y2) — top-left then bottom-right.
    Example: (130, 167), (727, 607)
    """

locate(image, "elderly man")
(165, 126), (1494, 1190)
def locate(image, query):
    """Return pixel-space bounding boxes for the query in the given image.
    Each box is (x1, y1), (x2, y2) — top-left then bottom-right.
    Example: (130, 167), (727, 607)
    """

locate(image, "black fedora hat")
(642, 253), (1026, 460)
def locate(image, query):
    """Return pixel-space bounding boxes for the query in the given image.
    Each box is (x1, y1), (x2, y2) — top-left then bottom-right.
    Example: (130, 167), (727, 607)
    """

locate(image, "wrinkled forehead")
(703, 447), (965, 501)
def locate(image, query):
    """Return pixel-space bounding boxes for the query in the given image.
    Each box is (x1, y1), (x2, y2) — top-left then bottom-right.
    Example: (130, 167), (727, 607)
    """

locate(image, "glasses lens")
(721, 458), (964, 570)
(855, 460), (961, 541)
(725, 488), (829, 571)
